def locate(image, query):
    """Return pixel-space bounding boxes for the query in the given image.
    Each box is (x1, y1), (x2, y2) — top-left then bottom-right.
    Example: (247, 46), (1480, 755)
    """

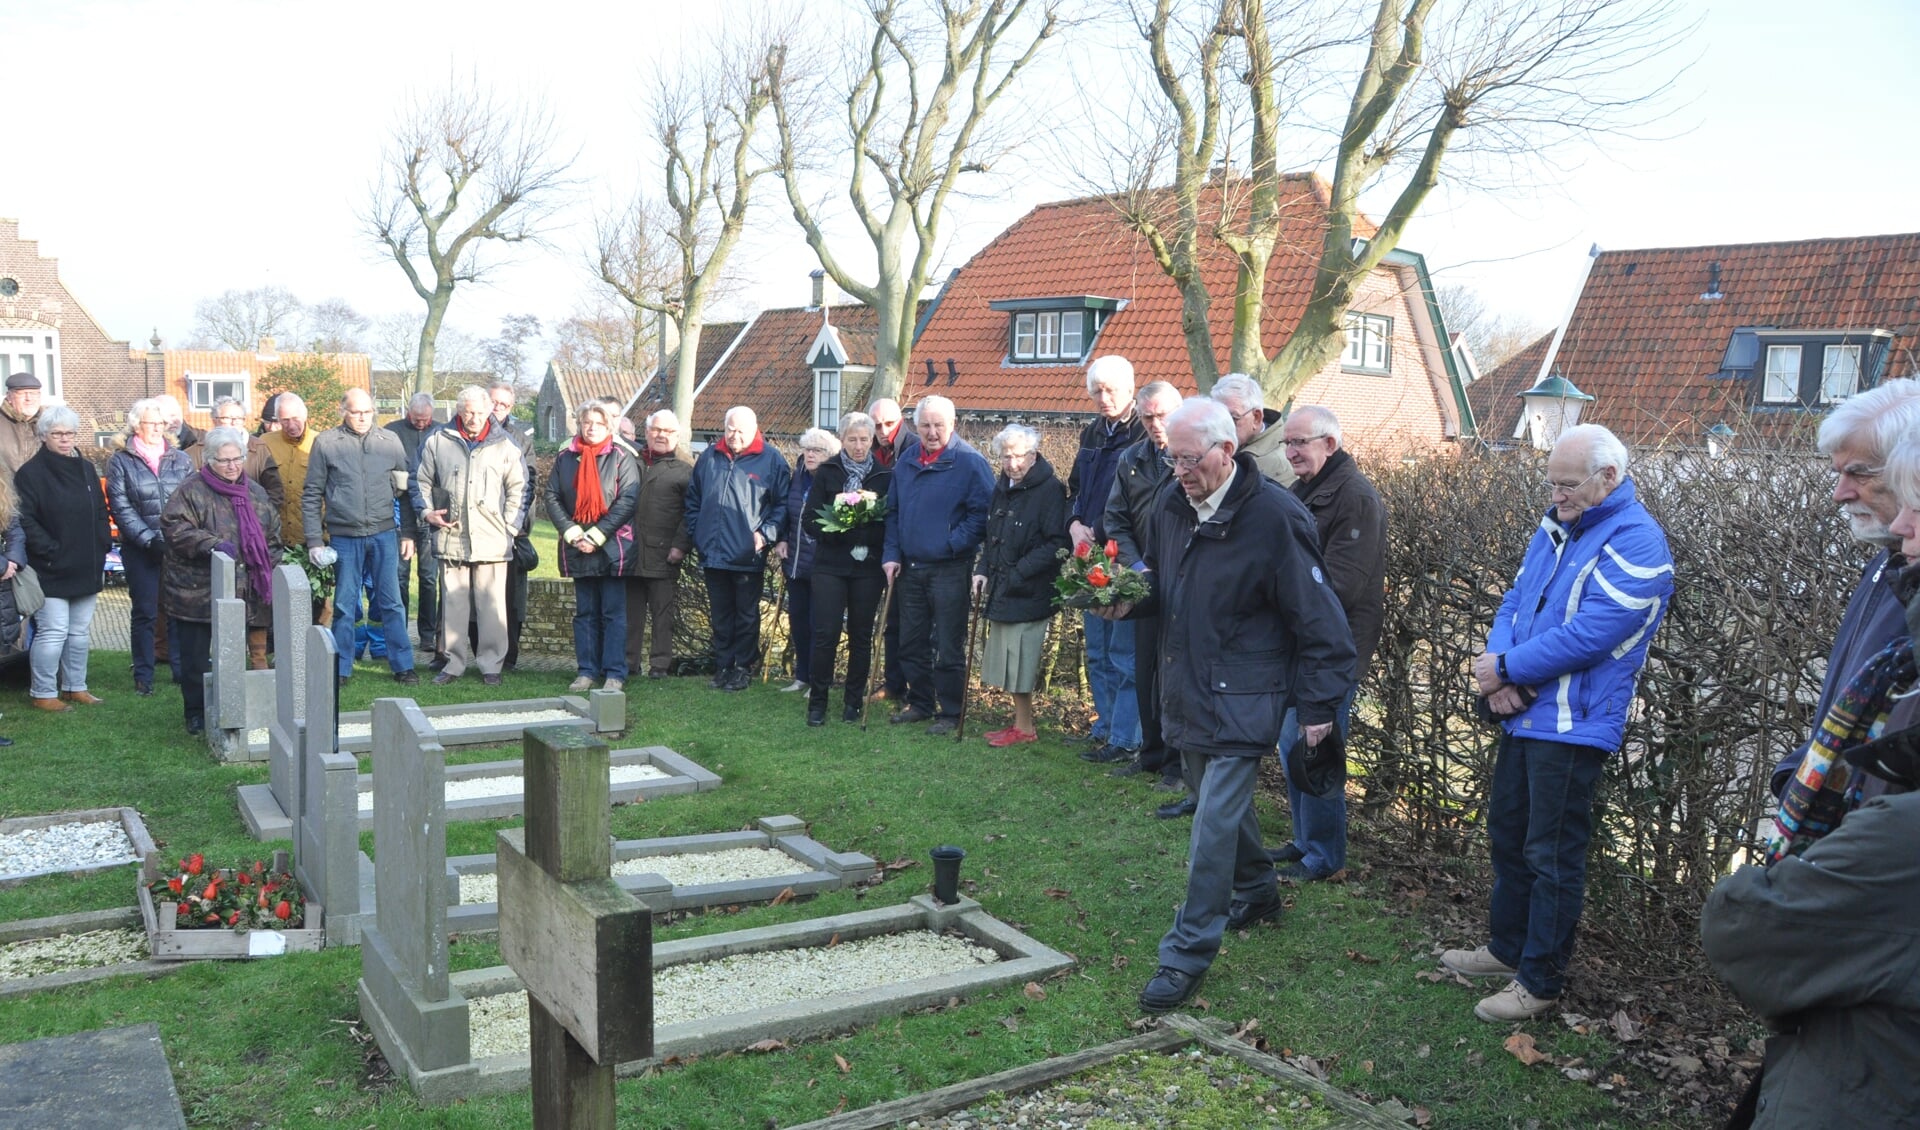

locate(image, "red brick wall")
(1290, 266), (1456, 456)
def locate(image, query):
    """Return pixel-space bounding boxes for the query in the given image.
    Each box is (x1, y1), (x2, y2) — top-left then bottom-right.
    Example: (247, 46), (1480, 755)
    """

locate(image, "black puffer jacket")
(106, 444), (194, 552)
(0, 518), (26, 655)
(1102, 437), (1171, 570)
(975, 454), (1071, 623)
(15, 445), (112, 600)
(804, 457), (890, 578)
(544, 441), (642, 579)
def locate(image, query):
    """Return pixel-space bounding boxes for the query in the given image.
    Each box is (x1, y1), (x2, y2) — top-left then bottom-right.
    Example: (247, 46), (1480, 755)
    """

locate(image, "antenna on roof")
(945, 359), (959, 386)
(924, 358), (938, 386)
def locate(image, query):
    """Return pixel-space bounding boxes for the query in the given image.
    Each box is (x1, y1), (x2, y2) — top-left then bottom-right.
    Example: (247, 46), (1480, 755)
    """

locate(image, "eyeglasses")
(1545, 469), (1603, 496)
(1161, 442), (1222, 472)
(209, 456), (246, 467)
(1282, 434), (1327, 449)
(46, 430), (77, 440)
(1226, 406), (1258, 423)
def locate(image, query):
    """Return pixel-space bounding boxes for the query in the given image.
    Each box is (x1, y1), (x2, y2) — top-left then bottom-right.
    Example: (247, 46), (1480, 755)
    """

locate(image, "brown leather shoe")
(60, 691), (105, 706)
(30, 697), (72, 712)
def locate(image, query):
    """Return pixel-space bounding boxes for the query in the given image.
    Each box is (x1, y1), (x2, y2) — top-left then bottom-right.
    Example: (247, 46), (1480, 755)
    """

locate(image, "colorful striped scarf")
(1765, 638), (1916, 863)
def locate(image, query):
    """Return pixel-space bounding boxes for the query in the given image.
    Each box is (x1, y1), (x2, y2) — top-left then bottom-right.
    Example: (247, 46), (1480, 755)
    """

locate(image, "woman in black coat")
(971, 424), (1070, 745)
(544, 403), (642, 692)
(107, 397), (194, 695)
(802, 412), (891, 726)
(14, 406), (112, 712)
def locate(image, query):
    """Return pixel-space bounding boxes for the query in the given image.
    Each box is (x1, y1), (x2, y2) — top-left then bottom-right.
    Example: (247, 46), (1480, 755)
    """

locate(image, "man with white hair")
(262, 393), (315, 550)
(866, 396), (911, 700)
(1097, 396), (1355, 1014)
(1446, 423), (1673, 1022)
(627, 408), (695, 678)
(415, 386), (526, 686)
(685, 405), (791, 691)
(1208, 372), (1292, 484)
(1770, 377), (1920, 800)
(1069, 355), (1147, 763)
(881, 394), (993, 735)
(488, 381), (537, 670)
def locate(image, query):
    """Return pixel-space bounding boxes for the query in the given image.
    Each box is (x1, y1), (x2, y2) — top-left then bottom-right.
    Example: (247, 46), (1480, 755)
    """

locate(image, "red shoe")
(989, 728), (1038, 747)
(982, 727), (1016, 745)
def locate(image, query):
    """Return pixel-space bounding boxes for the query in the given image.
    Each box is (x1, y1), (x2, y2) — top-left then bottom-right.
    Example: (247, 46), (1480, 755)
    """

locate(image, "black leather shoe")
(889, 705), (933, 725)
(1152, 771), (1185, 793)
(0, 735), (14, 747)
(482, 673), (503, 687)
(185, 717), (205, 736)
(925, 718), (958, 736)
(1155, 795), (1197, 819)
(708, 668), (729, 689)
(337, 675), (350, 689)
(807, 707), (826, 727)
(1226, 891), (1285, 930)
(135, 679), (154, 697)
(1138, 966), (1205, 1014)
(1269, 843), (1305, 865)
(394, 669), (420, 686)
(1109, 756), (1151, 778)
(432, 671), (458, 686)
(1277, 862), (1320, 882)
(842, 705), (862, 723)
(1080, 743), (1133, 764)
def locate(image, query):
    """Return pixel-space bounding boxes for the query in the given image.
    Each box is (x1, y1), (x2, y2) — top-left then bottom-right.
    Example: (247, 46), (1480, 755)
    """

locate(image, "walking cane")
(759, 562), (789, 684)
(862, 574), (896, 731)
(955, 583), (988, 741)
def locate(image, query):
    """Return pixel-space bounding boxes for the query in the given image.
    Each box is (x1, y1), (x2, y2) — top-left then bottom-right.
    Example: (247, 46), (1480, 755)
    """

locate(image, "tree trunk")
(412, 288), (454, 398)
(671, 318), (703, 431)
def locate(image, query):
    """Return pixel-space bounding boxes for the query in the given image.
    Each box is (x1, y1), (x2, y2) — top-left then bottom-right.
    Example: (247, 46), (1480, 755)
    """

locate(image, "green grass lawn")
(0, 653), (1660, 1129)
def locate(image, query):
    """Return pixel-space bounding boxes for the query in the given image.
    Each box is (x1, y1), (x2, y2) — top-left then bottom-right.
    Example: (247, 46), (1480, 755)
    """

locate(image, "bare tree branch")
(192, 287), (305, 352)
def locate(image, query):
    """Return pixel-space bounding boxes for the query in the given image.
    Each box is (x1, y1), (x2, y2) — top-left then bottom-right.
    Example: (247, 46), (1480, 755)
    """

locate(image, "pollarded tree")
(364, 76), (570, 397)
(771, 0), (1060, 402)
(1114, 0), (1680, 399)
(193, 286), (304, 352)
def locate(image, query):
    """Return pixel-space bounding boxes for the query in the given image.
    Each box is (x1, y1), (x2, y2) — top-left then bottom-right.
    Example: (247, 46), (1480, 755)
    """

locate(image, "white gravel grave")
(468, 931), (1002, 1058)
(457, 846), (813, 905)
(0, 820), (139, 879)
(249, 707), (581, 748)
(0, 928), (148, 982)
(359, 763), (671, 812)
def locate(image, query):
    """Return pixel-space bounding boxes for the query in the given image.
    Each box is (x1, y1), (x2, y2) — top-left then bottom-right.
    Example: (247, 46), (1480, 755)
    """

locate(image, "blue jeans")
(1082, 613), (1140, 748)
(1486, 734), (1608, 999)
(572, 576), (628, 680)
(30, 594), (97, 698)
(329, 532), (414, 677)
(1279, 687), (1357, 877)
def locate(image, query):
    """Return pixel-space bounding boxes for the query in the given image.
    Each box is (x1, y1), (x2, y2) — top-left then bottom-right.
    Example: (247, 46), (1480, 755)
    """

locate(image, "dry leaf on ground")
(1504, 1033), (1550, 1066)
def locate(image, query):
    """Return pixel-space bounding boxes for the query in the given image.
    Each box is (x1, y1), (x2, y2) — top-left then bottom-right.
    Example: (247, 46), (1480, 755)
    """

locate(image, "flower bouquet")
(1054, 539), (1151, 610)
(817, 489), (884, 561)
(280, 543), (335, 603)
(149, 854), (306, 931)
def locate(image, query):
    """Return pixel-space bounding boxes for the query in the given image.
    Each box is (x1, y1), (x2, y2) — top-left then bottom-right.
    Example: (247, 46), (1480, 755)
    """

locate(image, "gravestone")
(293, 625), (375, 944)
(357, 698), (475, 1099)
(0, 1023), (187, 1129)
(498, 725), (652, 1129)
(267, 563), (311, 818)
(206, 552), (276, 762)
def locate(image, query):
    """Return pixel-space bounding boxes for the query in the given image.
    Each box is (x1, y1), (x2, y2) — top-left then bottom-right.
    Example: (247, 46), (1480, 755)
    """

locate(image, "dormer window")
(991, 296), (1123, 365)
(1746, 330), (1889, 408)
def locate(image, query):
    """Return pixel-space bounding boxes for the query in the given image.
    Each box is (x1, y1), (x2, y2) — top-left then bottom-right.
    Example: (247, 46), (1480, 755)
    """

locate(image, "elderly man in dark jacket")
(882, 394), (994, 736)
(1103, 381), (1184, 799)
(304, 387), (417, 685)
(686, 406), (791, 692)
(626, 409), (695, 679)
(1101, 397), (1356, 1014)
(1069, 355), (1147, 764)
(1266, 406), (1387, 880)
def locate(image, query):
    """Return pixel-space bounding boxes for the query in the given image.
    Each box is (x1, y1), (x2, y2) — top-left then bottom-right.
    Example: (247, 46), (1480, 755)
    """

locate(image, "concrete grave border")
(376, 894), (1074, 1105)
(0, 907), (186, 1000)
(0, 808), (157, 889)
(445, 815), (876, 932)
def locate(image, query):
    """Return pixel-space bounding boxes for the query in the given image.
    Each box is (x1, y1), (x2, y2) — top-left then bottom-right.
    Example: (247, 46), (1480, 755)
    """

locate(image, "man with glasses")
(1766, 380), (1920, 808)
(303, 388), (418, 687)
(1209, 372), (1293, 485)
(1267, 406), (1386, 881)
(191, 397), (285, 515)
(385, 393), (443, 665)
(489, 381), (537, 670)
(1443, 423), (1672, 1023)
(1098, 396), (1355, 1014)
(627, 409), (694, 679)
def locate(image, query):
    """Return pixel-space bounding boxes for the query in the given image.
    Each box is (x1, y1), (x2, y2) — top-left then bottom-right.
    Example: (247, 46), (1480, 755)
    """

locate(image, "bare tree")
(551, 299), (654, 372)
(598, 21), (786, 426)
(1436, 283), (1542, 371)
(1114, 0), (1680, 400)
(370, 313), (489, 398)
(481, 313), (543, 391)
(299, 298), (372, 353)
(364, 76), (571, 396)
(771, 0), (1061, 401)
(193, 286), (304, 351)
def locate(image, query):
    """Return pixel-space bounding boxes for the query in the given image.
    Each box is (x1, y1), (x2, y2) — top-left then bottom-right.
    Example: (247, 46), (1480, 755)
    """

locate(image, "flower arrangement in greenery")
(815, 490), (884, 533)
(279, 544), (335, 603)
(1054, 539), (1151, 609)
(149, 854), (306, 931)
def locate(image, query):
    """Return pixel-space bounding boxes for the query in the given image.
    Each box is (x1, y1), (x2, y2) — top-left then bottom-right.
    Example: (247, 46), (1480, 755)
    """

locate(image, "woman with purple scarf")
(160, 426), (279, 735)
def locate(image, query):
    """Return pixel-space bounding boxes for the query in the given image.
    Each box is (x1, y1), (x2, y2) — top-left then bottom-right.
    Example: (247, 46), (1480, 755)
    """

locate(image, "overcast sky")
(3, 0), (1915, 363)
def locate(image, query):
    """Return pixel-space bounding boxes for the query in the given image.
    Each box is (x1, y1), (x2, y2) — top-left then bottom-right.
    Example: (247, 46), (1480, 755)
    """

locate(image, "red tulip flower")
(1105, 539), (1119, 559)
(1074, 541), (1091, 560)
(1087, 566), (1110, 587)
(274, 901), (293, 921)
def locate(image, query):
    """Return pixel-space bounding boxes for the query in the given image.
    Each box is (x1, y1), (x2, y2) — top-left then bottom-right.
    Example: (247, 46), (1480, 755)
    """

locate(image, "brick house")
(159, 341), (372, 432)
(682, 305), (880, 444)
(1468, 233), (1920, 451)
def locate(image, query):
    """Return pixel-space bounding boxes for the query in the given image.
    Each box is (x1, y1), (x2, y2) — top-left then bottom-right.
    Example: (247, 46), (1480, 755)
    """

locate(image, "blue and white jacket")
(1487, 477), (1673, 752)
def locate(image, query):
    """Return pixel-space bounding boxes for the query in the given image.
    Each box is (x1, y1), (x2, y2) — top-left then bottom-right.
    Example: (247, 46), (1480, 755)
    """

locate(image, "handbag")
(11, 563), (45, 619)
(512, 533), (540, 572)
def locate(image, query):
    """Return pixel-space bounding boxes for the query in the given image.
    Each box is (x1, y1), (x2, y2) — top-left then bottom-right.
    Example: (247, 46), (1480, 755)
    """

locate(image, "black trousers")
(505, 533), (532, 666)
(1135, 613), (1172, 773)
(898, 559), (970, 719)
(809, 571), (884, 711)
(882, 590), (905, 696)
(175, 618), (213, 726)
(704, 567), (765, 672)
(400, 533), (440, 652)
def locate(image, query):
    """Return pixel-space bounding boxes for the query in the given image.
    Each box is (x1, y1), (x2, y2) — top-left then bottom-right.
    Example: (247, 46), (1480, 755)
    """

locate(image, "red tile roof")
(689, 305), (878, 438)
(623, 320), (748, 425)
(1472, 233), (1920, 445)
(908, 175), (1373, 413)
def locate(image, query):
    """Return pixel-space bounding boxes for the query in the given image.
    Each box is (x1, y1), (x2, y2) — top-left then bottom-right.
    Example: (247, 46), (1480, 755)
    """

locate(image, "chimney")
(256, 335), (277, 359)
(924, 358), (938, 386)
(809, 268), (827, 311)
(655, 309), (679, 377)
(945, 358), (959, 386)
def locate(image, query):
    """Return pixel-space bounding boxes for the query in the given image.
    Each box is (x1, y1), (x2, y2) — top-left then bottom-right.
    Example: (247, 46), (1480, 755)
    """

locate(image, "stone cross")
(498, 726), (652, 1129)
(267, 564), (312, 820)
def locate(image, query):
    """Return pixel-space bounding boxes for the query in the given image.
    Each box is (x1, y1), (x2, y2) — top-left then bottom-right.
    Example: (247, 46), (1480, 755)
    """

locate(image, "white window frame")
(1035, 312), (1059, 359)
(186, 370), (249, 411)
(1762, 345), (1801, 403)
(1059, 310), (1084, 358)
(815, 368), (841, 430)
(1342, 313), (1390, 373)
(1012, 314), (1036, 359)
(0, 327), (60, 397)
(1820, 343), (1863, 403)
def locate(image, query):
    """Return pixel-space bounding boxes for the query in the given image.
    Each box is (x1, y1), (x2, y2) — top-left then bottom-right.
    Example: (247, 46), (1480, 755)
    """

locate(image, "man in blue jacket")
(1445, 423), (1673, 1022)
(685, 406), (790, 692)
(882, 395), (993, 736)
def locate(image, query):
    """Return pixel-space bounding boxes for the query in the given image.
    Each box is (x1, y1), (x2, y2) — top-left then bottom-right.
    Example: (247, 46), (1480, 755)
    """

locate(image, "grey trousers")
(441, 561), (508, 677)
(1156, 749), (1278, 976)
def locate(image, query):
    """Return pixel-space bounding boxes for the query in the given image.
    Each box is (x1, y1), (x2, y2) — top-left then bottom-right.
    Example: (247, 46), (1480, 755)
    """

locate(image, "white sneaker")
(567, 676), (593, 693)
(1474, 979), (1557, 1023)
(1440, 944), (1517, 979)
(779, 679), (807, 693)
(602, 678), (624, 693)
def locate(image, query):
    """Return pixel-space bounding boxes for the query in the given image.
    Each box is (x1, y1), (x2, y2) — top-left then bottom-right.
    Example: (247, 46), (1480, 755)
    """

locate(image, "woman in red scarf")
(543, 404), (641, 692)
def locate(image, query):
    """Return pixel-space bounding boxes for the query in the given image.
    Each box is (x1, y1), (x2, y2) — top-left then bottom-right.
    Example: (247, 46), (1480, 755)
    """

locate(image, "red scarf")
(574, 437), (611, 525)
(460, 417), (493, 446)
(918, 442), (943, 467)
(719, 431), (766, 458)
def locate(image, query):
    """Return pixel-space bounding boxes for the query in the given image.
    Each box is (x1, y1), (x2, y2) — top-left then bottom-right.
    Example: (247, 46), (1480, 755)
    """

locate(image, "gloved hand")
(213, 540), (237, 559)
(308, 546), (338, 569)
(1845, 724), (1920, 791)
